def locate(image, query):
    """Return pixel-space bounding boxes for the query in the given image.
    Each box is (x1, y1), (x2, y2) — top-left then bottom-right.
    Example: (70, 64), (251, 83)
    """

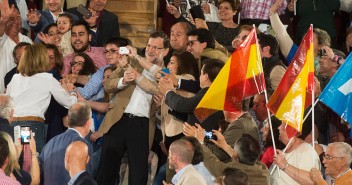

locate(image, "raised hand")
(27, 9), (41, 24)
(37, 32), (55, 44)
(270, 0), (284, 15)
(0, 0), (16, 24)
(83, 9), (98, 27)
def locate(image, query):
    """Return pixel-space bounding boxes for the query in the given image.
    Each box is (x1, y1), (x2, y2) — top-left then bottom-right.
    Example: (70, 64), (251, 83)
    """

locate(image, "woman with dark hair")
(260, 116), (285, 168)
(37, 23), (62, 48)
(161, 51), (200, 150)
(69, 52), (97, 88)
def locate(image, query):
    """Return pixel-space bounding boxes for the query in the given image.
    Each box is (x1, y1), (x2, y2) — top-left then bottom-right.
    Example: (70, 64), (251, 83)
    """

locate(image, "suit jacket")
(99, 63), (157, 150)
(31, 10), (78, 42)
(206, 112), (259, 162)
(39, 129), (93, 185)
(174, 165), (207, 185)
(0, 117), (13, 138)
(67, 8), (120, 46)
(202, 145), (270, 185)
(73, 171), (98, 185)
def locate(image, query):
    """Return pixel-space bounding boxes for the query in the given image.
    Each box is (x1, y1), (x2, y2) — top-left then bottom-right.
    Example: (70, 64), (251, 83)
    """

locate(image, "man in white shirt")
(0, 0), (32, 93)
(96, 31), (169, 185)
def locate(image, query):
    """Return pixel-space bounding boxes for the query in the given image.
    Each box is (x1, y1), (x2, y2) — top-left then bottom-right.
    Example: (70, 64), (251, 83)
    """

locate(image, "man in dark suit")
(27, 0), (78, 39)
(159, 59), (225, 130)
(65, 141), (97, 185)
(67, 0), (120, 46)
(39, 102), (93, 185)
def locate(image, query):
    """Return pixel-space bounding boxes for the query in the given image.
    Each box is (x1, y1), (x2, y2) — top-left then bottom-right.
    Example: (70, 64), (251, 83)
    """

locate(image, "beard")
(72, 42), (90, 53)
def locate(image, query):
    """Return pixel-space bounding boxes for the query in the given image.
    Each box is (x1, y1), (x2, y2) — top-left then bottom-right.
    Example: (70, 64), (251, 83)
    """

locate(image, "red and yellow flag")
(194, 28), (265, 122)
(266, 26), (315, 133)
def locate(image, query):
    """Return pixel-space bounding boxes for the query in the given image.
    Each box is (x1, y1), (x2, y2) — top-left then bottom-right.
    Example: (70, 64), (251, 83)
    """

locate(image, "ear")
(163, 48), (170, 57)
(263, 45), (270, 53)
(201, 42), (207, 50)
(88, 33), (92, 42)
(86, 155), (90, 165)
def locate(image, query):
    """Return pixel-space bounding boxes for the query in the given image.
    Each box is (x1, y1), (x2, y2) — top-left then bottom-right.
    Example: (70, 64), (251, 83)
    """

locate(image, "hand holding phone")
(20, 126), (31, 144)
(119, 47), (130, 55)
(77, 4), (92, 19)
(161, 68), (170, 77)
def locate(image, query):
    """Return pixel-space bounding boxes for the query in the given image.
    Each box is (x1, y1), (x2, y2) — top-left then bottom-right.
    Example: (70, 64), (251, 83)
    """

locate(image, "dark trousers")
(96, 114), (149, 185)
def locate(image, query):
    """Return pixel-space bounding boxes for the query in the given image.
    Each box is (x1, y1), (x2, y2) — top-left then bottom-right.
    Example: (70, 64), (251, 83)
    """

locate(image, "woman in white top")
(6, 43), (77, 152)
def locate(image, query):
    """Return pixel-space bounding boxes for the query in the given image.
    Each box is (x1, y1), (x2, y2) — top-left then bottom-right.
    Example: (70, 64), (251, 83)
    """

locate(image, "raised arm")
(0, 0), (15, 37)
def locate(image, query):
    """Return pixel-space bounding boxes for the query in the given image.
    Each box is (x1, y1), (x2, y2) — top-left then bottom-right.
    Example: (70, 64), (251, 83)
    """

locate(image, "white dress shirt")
(6, 73), (77, 119)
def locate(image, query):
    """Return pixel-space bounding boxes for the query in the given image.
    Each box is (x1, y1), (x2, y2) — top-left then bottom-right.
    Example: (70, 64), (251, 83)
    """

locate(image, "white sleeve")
(49, 77), (77, 108)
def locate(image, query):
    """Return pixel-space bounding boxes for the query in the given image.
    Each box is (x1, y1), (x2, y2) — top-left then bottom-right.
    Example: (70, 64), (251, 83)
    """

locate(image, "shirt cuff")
(177, 79), (181, 89)
(117, 78), (127, 89)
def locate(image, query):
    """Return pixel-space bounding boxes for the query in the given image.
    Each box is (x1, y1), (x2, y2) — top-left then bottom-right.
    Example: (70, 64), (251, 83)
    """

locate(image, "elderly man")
(0, 0), (32, 93)
(310, 142), (352, 185)
(67, 0), (120, 47)
(0, 94), (14, 137)
(40, 102), (93, 185)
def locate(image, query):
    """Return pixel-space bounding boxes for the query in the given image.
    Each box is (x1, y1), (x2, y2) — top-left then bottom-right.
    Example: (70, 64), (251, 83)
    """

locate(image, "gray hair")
(170, 139), (194, 164)
(329, 142), (352, 167)
(68, 102), (92, 128)
(234, 134), (261, 165)
(0, 95), (14, 120)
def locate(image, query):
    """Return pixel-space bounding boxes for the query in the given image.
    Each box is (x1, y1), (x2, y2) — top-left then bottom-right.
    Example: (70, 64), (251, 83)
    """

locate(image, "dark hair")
(71, 20), (90, 34)
(68, 102), (92, 127)
(42, 23), (58, 35)
(219, 0), (241, 12)
(58, 13), (74, 25)
(0, 135), (9, 167)
(202, 59), (224, 82)
(104, 36), (131, 47)
(222, 167), (248, 185)
(182, 136), (203, 165)
(172, 51), (200, 80)
(150, 31), (170, 49)
(104, 66), (117, 73)
(264, 116), (285, 150)
(235, 134), (261, 165)
(187, 28), (215, 49)
(12, 42), (31, 59)
(45, 44), (63, 74)
(70, 52), (97, 75)
(257, 33), (279, 56)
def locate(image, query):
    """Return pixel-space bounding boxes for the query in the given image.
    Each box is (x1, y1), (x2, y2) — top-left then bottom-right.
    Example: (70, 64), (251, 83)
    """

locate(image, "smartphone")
(161, 68), (170, 77)
(20, 126), (31, 144)
(205, 131), (216, 140)
(190, 5), (205, 20)
(119, 47), (130, 55)
(77, 4), (92, 19)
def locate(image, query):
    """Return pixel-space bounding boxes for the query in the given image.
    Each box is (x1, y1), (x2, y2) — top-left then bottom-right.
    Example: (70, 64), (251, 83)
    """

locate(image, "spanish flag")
(266, 26), (315, 132)
(194, 28), (265, 122)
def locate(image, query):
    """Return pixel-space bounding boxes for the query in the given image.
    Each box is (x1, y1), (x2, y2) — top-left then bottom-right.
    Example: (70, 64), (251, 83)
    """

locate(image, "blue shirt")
(78, 65), (109, 100)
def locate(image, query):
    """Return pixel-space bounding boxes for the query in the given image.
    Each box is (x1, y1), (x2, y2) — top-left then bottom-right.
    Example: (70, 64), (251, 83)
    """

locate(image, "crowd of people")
(0, 0), (352, 185)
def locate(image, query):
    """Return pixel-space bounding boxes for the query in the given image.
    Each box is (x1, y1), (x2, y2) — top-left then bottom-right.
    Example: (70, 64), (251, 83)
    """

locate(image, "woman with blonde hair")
(0, 131), (40, 185)
(6, 43), (77, 153)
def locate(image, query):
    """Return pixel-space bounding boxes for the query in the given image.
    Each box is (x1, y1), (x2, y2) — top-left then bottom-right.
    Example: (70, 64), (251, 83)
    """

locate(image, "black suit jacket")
(165, 87), (223, 131)
(67, 8), (120, 46)
(73, 171), (97, 185)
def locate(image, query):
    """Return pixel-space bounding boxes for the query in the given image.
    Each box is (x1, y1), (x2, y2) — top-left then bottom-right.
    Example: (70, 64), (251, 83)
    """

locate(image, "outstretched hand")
(0, 0), (16, 24)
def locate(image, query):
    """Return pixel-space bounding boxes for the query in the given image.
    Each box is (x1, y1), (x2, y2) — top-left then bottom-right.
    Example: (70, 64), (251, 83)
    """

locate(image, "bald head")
(65, 141), (89, 175)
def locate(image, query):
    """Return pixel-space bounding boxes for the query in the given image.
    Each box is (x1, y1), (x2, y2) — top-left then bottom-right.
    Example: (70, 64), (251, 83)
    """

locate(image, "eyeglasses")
(323, 154), (344, 160)
(103, 49), (119, 54)
(70, 61), (84, 66)
(187, 40), (200, 47)
(146, 44), (164, 50)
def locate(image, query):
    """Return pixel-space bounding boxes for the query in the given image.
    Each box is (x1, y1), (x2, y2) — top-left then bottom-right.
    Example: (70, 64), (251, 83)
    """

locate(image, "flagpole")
(238, 0), (241, 24)
(270, 137), (294, 176)
(302, 99), (319, 123)
(311, 24), (315, 147)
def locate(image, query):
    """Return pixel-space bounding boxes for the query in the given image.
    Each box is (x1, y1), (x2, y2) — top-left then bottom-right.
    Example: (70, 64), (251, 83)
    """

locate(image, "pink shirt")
(0, 169), (21, 185)
(62, 47), (107, 75)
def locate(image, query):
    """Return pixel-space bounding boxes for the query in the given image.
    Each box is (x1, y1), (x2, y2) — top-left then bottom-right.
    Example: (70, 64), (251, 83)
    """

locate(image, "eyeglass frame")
(103, 49), (119, 54)
(323, 154), (344, 160)
(70, 61), (85, 66)
(146, 44), (164, 50)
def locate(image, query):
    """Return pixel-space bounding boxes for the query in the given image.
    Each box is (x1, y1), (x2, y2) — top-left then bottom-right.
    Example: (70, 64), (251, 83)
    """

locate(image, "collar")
(171, 164), (192, 185)
(68, 128), (83, 138)
(68, 170), (86, 185)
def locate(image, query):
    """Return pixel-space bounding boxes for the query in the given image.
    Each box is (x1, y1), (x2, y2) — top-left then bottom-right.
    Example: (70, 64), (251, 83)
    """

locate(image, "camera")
(20, 126), (31, 144)
(119, 47), (130, 55)
(318, 48), (326, 57)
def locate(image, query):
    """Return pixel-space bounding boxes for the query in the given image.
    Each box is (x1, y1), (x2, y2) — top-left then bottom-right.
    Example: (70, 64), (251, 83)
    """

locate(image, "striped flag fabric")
(266, 26), (315, 133)
(194, 28), (265, 122)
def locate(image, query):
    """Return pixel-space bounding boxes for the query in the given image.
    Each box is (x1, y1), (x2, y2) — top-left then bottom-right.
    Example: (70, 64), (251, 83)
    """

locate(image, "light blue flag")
(319, 53), (352, 134)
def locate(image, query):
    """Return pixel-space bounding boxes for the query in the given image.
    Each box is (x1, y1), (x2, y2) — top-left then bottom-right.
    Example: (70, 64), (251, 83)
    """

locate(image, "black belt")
(123, 113), (147, 119)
